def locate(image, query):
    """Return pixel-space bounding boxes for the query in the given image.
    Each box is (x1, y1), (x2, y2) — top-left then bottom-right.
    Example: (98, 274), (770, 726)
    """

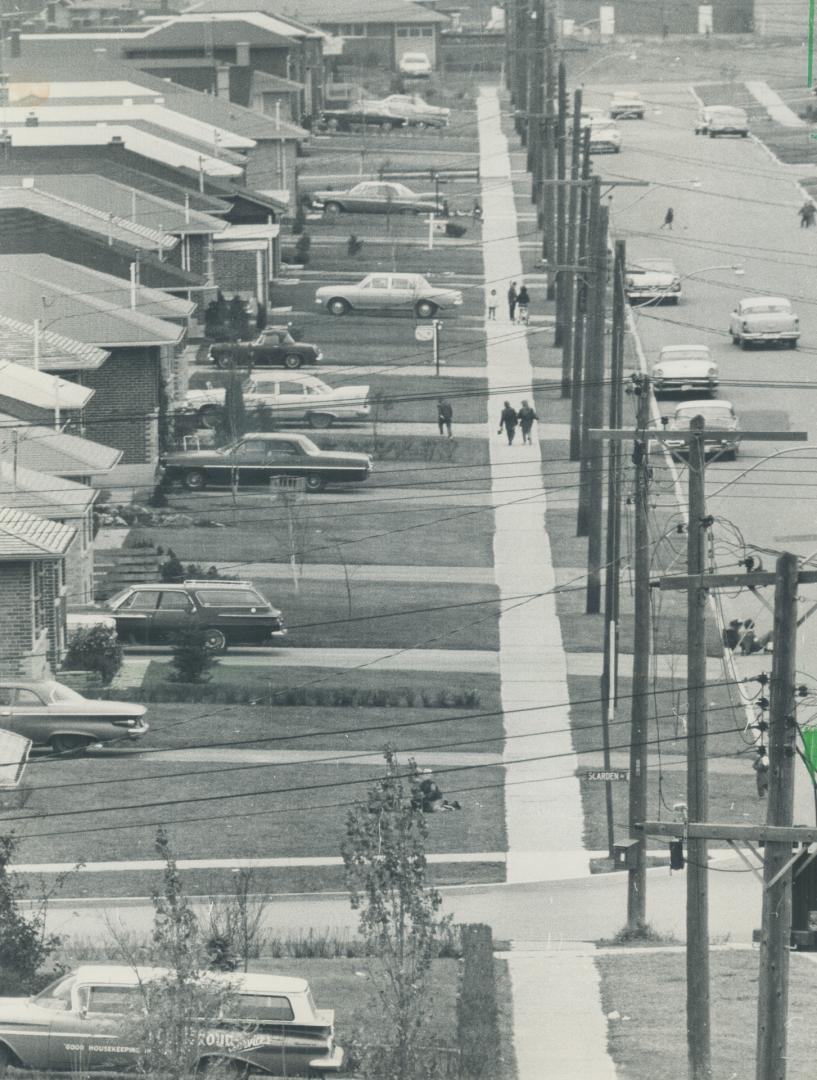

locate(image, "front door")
(262, 440), (303, 480)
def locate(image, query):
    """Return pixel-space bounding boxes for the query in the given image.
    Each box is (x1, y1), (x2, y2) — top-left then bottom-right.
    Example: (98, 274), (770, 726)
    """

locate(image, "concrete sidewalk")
(745, 81), (805, 127)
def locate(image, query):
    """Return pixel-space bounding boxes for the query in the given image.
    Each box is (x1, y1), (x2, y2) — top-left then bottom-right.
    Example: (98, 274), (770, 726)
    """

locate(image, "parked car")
(610, 91), (646, 119)
(729, 296), (799, 349)
(0, 680), (147, 754)
(316, 106), (407, 133)
(315, 272), (463, 318)
(399, 51), (432, 77)
(650, 345), (719, 395)
(625, 259), (682, 304)
(0, 966), (343, 1077)
(177, 374), (371, 430)
(374, 93), (450, 127)
(587, 120), (622, 153)
(105, 579), (286, 653)
(664, 400), (741, 459)
(208, 327), (321, 371)
(309, 181), (446, 216)
(161, 432), (372, 496)
(694, 105), (749, 137)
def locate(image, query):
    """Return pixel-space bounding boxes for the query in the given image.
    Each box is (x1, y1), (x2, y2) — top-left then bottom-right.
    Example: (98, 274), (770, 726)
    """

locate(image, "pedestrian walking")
(799, 200), (816, 227)
(486, 287), (498, 320)
(660, 207), (674, 230)
(507, 281), (518, 322)
(437, 397), (453, 438)
(516, 284), (530, 325)
(517, 399), (538, 444)
(472, 198), (483, 221)
(498, 401), (518, 445)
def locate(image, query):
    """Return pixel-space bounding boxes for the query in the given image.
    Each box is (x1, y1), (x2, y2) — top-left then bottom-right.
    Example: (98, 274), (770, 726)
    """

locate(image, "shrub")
(445, 222), (467, 238)
(169, 628), (218, 684)
(295, 233), (311, 266)
(347, 234), (364, 256)
(64, 624), (123, 686)
(291, 203), (306, 235)
(457, 924), (500, 1079)
(148, 483), (169, 508)
(0, 836), (66, 995)
(160, 549), (185, 583)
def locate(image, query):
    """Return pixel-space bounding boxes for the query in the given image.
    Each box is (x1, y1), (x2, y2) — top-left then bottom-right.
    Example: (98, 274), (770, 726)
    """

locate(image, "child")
(486, 287), (498, 320)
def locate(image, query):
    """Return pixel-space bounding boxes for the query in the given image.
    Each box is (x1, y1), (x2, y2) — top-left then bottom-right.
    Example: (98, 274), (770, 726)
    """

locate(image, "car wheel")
(415, 299), (437, 318)
(788, 339), (798, 349)
(323, 201), (342, 216)
(0, 1044), (14, 1077)
(307, 413), (335, 429)
(709, 131), (716, 138)
(415, 120), (427, 130)
(741, 131), (749, 138)
(51, 734), (94, 755)
(184, 469), (207, 491)
(197, 1058), (246, 1080)
(199, 405), (222, 430)
(215, 354), (233, 370)
(283, 353), (303, 369)
(327, 298), (350, 316)
(305, 474), (326, 493)
(202, 628), (228, 653)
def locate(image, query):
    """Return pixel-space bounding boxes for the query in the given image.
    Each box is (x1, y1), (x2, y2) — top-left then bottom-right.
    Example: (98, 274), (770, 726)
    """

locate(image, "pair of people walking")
(800, 200), (816, 227)
(498, 400), (538, 445)
(506, 282), (531, 324)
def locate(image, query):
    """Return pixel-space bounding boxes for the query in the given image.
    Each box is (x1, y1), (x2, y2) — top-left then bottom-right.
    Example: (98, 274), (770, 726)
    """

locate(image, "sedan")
(178, 375), (371, 430)
(160, 432), (372, 493)
(730, 296), (799, 349)
(316, 106), (407, 133)
(208, 327), (321, 370)
(664, 400), (741, 459)
(315, 272), (463, 319)
(399, 51), (432, 77)
(650, 345), (719, 396)
(610, 91), (646, 119)
(0, 680), (147, 754)
(309, 181), (445, 216)
(588, 120), (622, 153)
(626, 259), (682, 304)
(376, 93), (450, 127)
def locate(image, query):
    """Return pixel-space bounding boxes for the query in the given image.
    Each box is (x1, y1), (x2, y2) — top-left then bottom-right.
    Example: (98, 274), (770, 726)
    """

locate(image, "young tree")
(0, 835), (65, 994)
(341, 750), (451, 1080)
(219, 368), (248, 446)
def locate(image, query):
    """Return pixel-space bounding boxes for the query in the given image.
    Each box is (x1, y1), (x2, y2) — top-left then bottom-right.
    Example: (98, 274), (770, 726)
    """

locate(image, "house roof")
(153, 9), (325, 37)
(132, 17), (294, 47)
(184, 0), (450, 24)
(0, 361), (94, 411)
(0, 461), (97, 517)
(0, 313), (109, 372)
(252, 70), (304, 94)
(0, 254), (190, 350)
(0, 507), (76, 560)
(0, 414), (122, 476)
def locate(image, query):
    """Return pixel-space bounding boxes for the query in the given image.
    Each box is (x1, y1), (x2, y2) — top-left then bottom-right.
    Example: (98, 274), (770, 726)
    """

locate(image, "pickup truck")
(207, 326), (322, 370)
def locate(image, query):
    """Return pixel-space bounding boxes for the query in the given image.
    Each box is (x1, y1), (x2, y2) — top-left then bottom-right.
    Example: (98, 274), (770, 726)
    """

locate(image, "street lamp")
(709, 444), (817, 500)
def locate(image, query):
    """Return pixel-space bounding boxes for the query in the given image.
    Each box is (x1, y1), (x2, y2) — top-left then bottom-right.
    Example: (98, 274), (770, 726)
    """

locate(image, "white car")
(664, 400), (740, 459)
(650, 345), (719, 396)
(610, 91), (645, 119)
(588, 120), (621, 153)
(626, 259), (682, 304)
(315, 272), (463, 318)
(695, 105), (749, 137)
(729, 296), (799, 349)
(399, 51), (432, 78)
(372, 94), (450, 127)
(177, 375), (371, 429)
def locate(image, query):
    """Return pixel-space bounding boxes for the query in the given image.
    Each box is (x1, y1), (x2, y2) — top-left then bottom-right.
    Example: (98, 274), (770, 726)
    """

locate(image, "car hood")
(0, 999), (39, 1020)
(652, 360), (716, 375)
(182, 387), (226, 406)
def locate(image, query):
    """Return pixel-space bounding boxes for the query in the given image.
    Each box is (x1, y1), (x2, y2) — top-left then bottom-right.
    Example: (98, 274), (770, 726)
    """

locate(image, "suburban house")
(0, 360), (94, 428)
(0, 254), (191, 477)
(34, 0), (180, 31)
(0, 413), (122, 483)
(0, 463), (97, 605)
(0, 507), (75, 680)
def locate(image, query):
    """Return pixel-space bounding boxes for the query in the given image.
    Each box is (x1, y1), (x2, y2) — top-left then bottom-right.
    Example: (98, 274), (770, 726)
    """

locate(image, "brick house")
(0, 412), (121, 483)
(0, 359), (94, 427)
(0, 507), (75, 680)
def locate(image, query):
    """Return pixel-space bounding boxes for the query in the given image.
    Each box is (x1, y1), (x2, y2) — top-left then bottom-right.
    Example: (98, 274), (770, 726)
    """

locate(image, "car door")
(358, 275), (391, 310)
(53, 983), (141, 1072)
(151, 590), (196, 643)
(252, 331), (282, 367)
(0, 686), (15, 733)
(389, 275), (416, 312)
(261, 439), (304, 480)
(7, 686), (53, 744)
(229, 439), (270, 485)
(112, 589), (162, 644)
(272, 379), (310, 420)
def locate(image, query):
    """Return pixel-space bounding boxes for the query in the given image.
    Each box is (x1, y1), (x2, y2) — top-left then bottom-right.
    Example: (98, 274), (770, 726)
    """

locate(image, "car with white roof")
(729, 296), (799, 349)
(610, 91), (646, 119)
(399, 51), (432, 77)
(695, 105), (749, 137)
(650, 345), (719, 396)
(664, 400), (741, 459)
(308, 180), (445, 216)
(625, 259), (682, 304)
(587, 120), (621, 153)
(0, 965), (343, 1077)
(365, 94), (450, 127)
(315, 273), (463, 318)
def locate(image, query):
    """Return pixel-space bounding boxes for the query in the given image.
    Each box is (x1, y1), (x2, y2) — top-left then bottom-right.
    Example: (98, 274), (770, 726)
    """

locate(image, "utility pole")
(584, 199), (608, 612)
(541, 10), (557, 297)
(598, 239), (625, 857)
(561, 88), (582, 398)
(576, 175), (601, 539)
(513, 0), (530, 140)
(528, 0), (544, 194)
(686, 415), (712, 1080)
(756, 551), (800, 1080)
(568, 127), (591, 461)
(553, 58), (568, 346)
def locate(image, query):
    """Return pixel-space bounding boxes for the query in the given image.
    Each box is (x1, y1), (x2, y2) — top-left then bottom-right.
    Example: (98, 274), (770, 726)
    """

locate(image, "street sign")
(415, 325), (434, 342)
(583, 769), (629, 782)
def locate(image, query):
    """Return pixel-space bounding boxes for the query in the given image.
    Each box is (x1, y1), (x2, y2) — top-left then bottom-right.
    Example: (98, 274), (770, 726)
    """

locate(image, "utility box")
(791, 850), (817, 950)
(613, 840), (640, 870)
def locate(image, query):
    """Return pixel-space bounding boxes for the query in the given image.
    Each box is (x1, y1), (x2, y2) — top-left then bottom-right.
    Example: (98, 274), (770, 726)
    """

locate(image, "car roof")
(242, 432), (311, 441)
(675, 400), (734, 411)
(613, 91), (642, 99)
(740, 296), (790, 306)
(127, 580), (254, 591)
(706, 105), (747, 115)
(72, 965), (310, 995)
(629, 259), (675, 272)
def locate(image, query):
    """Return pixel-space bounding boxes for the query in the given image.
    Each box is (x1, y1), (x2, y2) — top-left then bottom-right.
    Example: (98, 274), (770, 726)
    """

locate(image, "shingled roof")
(0, 313), (109, 372)
(0, 507), (76, 560)
(0, 414), (122, 476)
(0, 462), (96, 517)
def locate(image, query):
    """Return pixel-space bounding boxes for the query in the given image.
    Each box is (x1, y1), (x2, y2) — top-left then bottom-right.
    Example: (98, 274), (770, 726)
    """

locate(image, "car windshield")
(48, 683), (87, 704)
(34, 973), (77, 1010)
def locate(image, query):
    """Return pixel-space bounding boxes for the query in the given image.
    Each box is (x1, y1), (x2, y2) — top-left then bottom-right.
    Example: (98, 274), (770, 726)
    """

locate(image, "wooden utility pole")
(561, 88), (582, 398)
(568, 127), (591, 461)
(528, 0), (544, 190)
(584, 200), (608, 612)
(513, 0), (530, 140)
(553, 58), (568, 347)
(576, 175), (601, 539)
(686, 415), (712, 1080)
(756, 551), (800, 1080)
(541, 11), (557, 297)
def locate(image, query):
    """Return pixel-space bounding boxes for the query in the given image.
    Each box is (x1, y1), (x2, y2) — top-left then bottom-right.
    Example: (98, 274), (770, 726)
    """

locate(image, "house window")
(396, 28), (409, 37)
(420, 27), (433, 35)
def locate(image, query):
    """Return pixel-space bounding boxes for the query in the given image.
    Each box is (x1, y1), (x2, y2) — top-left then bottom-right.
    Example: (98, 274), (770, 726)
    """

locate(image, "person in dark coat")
(507, 282), (518, 322)
(498, 401), (518, 445)
(799, 201), (816, 227)
(437, 397), (453, 438)
(516, 284), (531, 324)
(517, 399), (538, 444)
(660, 207), (674, 230)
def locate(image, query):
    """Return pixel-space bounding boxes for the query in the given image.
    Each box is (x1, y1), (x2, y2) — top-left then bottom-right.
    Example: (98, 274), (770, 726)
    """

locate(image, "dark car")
(316, 107), (408, 133)
(309, 180), (446, 217)
(161, 433), (372, 494)
(208, 327), (322, 371)
(106, 580), (286, 653)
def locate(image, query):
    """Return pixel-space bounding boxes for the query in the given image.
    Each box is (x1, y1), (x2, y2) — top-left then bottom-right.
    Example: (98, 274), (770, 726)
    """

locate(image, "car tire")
(215, 354), (233, 370)
(415, 299), (437, 318)
(197, 1058), (246, 1080)
(0, 1044), (14, 1077)
(283, 353), (303, 369)
(199, 405), (222, 430)
(323, 201), (342, 216)
(202, 628), (228, 653)
(788, 339), (798, 349)
(709, 131), (716, 138)
(307, 413), (335, 429)
(415, 120), (427, 130)
(327, 298), (350, 316)
(741, 131), (749, 138)
(51, 734), (94, 755)
(305, 474), (326, 493)
(184, 469), (207, 491)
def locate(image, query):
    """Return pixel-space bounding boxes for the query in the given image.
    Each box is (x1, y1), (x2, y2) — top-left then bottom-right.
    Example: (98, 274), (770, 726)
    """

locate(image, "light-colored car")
(315, 272), (463, 318)
(695, 105), (749, 137)
(587, 120), (621, 153)
(0, 680), (147, 754)
(178, 374), (371, 430)
(650, 345), (719, 396)
(664, 400), (741, 459)
(610, 91), (646, 119)
(376, 93), (450, 127)
(0, 966), (343, 1077)
(309, 180), (445, 216)
(626, 259), (682, 304)
(729, 296), (799, 349)
(399, 51), (432, 77)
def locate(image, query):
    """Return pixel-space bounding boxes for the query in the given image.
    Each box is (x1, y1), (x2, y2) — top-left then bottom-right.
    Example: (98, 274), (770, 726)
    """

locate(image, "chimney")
(215, 63), (230, 99)
(10, 31), (21, 59)
(236, 41), (250, 66)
